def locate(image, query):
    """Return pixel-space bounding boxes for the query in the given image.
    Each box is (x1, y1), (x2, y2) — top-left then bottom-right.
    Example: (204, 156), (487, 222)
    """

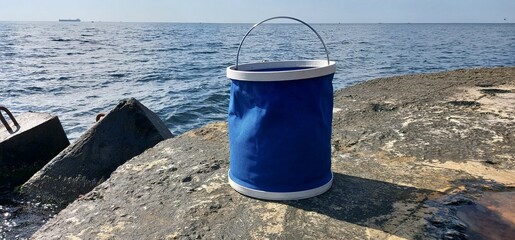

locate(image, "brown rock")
(32, 67), (515, 239)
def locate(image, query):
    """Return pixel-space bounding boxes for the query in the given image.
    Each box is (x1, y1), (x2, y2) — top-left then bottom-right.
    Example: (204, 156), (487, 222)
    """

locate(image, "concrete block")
(0, 113), (70, 190)
(21, 98), (173, 205)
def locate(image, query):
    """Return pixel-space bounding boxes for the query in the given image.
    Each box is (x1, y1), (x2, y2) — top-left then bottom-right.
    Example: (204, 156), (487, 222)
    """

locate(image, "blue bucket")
(227, 17), (336, 200)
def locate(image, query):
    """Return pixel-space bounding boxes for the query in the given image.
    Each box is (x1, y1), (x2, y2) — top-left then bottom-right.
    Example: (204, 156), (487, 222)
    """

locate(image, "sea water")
(0, 22), (514, 141)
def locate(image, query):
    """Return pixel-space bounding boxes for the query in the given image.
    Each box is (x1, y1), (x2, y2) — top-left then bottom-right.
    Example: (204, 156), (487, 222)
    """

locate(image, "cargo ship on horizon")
(59, 18), (81, 22)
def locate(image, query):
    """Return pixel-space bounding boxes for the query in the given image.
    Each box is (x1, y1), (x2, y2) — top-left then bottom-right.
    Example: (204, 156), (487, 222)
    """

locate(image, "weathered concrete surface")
(21, 98), (173, 206)
(33, 67), (514, 239)
(0, 113), (69, 189)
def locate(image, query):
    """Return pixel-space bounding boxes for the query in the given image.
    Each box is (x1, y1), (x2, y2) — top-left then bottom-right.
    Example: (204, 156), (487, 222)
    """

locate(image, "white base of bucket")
(228, 173), (333, 201)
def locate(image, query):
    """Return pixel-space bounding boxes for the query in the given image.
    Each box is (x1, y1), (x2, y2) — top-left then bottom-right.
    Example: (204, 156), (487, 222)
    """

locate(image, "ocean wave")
(51, 38), (73, 42)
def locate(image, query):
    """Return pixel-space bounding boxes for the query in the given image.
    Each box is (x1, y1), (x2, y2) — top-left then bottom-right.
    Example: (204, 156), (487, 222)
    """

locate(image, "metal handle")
(235, 16), (330, 69)
(0, 105), (20, 134)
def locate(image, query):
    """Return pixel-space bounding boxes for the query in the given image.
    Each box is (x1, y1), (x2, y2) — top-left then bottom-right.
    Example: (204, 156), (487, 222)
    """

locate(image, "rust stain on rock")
(457, 192), (515, 240)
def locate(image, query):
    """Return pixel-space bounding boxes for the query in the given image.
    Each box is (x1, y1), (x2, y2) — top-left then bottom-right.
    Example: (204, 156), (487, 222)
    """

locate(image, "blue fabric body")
(228, 69), (334, 193)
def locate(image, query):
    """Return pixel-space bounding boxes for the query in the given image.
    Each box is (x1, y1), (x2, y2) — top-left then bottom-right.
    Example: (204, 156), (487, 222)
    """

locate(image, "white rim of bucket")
(227, 60), (336, 82)
(228, 172), (333, 200)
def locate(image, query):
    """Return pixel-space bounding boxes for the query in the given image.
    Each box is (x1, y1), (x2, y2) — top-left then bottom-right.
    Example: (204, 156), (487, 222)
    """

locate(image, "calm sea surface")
(0, 22), (514, 141)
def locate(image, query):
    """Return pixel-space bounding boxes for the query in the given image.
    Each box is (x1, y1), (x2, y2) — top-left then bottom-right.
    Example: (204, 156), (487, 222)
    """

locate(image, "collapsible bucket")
(227, 17), (336, 200)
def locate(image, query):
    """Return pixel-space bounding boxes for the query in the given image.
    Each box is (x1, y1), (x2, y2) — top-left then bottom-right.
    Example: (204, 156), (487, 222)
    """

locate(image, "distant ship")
(59, 19), (81, 22)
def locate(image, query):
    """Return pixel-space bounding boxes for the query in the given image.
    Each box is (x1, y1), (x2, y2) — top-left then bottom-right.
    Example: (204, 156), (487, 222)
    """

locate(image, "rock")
(0, 112), (69, 190)
(31, 67), (515, 239)
(20, 98), (173, 206)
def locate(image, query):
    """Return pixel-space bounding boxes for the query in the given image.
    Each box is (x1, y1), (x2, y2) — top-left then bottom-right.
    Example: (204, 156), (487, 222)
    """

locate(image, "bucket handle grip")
(236, 16), (330, 69)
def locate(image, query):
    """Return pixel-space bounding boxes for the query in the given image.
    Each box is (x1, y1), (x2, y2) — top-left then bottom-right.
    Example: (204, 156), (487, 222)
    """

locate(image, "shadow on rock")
(286, 173), (436, 239)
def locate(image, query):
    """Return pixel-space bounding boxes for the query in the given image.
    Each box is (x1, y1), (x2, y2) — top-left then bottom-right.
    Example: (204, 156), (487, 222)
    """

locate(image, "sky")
(1, 0), (514, 23)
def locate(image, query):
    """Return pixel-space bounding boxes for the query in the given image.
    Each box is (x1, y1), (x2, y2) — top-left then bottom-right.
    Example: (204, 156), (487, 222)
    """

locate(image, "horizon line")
(0, 20), (512, 24)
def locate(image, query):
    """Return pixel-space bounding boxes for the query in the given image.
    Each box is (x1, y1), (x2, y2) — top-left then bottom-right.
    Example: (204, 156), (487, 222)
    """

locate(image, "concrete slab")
(20, 98), (173, 206)
(0, 113), (69, 189)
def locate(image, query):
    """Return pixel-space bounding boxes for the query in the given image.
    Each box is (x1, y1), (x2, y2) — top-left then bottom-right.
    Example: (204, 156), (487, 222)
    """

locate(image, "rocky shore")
(32, 67), (514, 239)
